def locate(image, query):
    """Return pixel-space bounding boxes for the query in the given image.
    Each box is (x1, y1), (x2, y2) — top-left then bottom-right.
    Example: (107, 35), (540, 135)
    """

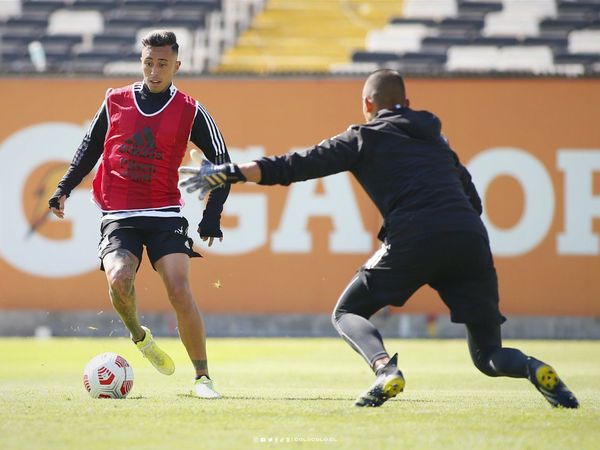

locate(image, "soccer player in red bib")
(49, 30), (227, 398)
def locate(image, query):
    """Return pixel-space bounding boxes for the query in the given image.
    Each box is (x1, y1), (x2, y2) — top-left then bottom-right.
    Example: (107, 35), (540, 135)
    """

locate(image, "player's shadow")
(177, 393), (352, 401)
(177, 394), (439, 402)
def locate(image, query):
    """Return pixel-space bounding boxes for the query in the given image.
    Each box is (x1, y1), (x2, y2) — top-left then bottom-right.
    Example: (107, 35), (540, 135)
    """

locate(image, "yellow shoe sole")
(535, 364), (559, 391)
(383, 374), (405, 399)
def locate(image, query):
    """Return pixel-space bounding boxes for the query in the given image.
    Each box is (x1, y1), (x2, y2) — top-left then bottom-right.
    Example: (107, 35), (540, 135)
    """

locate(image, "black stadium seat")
(420, 36), (473, 54)
(522, 36), (569, 51)
(554, 50), (600, 64)
(0, 41), (27, 61)
(457, 1), (503, 19)
(471, 36), (520, 46)
(21, 0), (65, 14)
(352, 51), (400, 64)
(93, 34), (136, 47)
(539, 17), (598, 37)
(71, 0), (120, 11)
(39, 34), (82, 47)
(389, 17), (438, 27)
(557, 0), (600, 19)
(438, 17), (485, 36)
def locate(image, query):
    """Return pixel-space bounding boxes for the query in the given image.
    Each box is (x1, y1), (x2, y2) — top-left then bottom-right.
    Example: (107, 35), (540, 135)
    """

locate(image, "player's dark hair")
(364, 69), (406, 108)
(141, 30), (179, 54)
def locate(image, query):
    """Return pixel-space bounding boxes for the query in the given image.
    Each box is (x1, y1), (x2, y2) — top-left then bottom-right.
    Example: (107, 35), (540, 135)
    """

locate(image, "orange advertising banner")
(0, 77), (599, 316)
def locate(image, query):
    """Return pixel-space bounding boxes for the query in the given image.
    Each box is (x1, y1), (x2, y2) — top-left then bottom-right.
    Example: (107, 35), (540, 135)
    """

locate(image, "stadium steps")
(215, 0), (405, 73)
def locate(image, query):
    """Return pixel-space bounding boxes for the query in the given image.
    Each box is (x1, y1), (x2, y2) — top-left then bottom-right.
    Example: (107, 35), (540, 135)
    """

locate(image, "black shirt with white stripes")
(55, 82), (231, 237)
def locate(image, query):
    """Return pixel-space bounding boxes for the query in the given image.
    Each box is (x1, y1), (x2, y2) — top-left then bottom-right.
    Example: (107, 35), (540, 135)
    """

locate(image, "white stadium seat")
(483, 1), (557, 38)
(501, 0), (557, 19)
(0, 0), (21, 20)
(497, 46), (555, 73)
(483, 12), (540, 37)
(446, 46), (500, 72)
(366, 24), (430, 53)
(568, 30), (600, 54)
(47, 10), (104, 36)
(403, 0), (457, 20)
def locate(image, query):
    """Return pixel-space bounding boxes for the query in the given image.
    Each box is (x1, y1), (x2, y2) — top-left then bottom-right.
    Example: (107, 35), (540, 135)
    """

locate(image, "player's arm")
(450, 150), (482, 215)
(180, 128), (361, 198)
(189, 102), (231, 245)
(256, 128), (361, 185)
(48, 101), (108, 218)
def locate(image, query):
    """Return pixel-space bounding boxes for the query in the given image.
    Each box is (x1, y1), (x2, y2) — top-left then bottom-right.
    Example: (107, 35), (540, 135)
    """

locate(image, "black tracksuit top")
(256, 106), (488, 243)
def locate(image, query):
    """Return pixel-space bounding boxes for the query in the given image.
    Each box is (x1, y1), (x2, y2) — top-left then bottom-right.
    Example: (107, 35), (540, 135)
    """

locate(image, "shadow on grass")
(176, 394), (442, 402)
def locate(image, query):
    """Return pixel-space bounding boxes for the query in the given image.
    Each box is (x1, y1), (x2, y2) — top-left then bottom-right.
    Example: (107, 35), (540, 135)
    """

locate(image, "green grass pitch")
(1, 337), (598, 449)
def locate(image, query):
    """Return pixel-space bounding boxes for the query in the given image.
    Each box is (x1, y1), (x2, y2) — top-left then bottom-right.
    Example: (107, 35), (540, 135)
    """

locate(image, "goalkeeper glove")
(179, 158), (246, 200)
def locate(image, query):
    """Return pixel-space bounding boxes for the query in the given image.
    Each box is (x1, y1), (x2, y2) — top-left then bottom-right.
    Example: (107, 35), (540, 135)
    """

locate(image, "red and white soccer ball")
(83, 352), (134, 399)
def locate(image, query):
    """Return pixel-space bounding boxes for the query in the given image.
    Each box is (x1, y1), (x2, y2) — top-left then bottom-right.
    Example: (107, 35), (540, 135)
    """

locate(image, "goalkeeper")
(180, 69), (578, 409)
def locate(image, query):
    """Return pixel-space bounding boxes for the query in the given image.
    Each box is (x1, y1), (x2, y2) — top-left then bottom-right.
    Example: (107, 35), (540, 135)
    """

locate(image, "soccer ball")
(83, 352), (134, 399)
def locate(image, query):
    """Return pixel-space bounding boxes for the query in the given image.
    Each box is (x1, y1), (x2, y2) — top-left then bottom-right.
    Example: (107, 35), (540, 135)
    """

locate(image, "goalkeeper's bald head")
(362, 69), (409, 121)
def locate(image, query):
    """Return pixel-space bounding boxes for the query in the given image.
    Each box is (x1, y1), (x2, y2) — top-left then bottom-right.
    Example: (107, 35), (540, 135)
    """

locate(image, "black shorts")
(354, 231), (505, 325)
(98, 216), (200, 271)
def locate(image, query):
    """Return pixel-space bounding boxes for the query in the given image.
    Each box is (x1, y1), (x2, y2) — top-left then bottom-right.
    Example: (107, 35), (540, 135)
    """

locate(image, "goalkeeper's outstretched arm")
(178, 159), (259, 200)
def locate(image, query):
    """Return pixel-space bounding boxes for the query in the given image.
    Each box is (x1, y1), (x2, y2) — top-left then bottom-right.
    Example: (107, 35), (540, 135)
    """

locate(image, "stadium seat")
(568, 29), (600, 53)
(37, 34), (82, 65)
(522, 36), (569, 52)
(497, 45), (555, 73)
(420, 35), (473, 54)
(0, 41), (27, 62)
(389, 17), (438, 27)
(93, 34), (136, 47)
(539, 17), (596, 37)
(0, 0), (21, 20)
(483, 12), (541, 37)
(365, 24), (430, 53)
(438, 17), (485, 36)
(47, 10), (104, 37)
(403, 0), (458, 19)
(554, 50), (600, 65)
(21, 0), (66, 15)
(557, 0), (600, 20)
(395, 51), (447, 69)
(446, 45), (500, 71)
(352, 50), (401, 64)
(71, 0), (119, 11)
(471, 36), (520, 46)
(39, 34), (82, 47)
(173, 0), (220, 8)
(0, 14), (48, 45)
(501, 0), (557, 18)
(457, 1), (503, 19)
(482, 0), (558, 38)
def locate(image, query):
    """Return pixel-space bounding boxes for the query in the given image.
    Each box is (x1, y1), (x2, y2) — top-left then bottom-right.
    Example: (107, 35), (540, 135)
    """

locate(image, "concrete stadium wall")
(0, 77), (599, 333)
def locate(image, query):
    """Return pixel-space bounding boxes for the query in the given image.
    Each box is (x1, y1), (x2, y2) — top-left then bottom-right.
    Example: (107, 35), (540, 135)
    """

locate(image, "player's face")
(141, 45), (180, 93)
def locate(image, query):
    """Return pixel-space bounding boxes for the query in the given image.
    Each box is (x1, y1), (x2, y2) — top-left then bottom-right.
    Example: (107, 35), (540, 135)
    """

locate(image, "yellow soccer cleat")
(355, 353), (405, 407)
(134, 326), (175, 375)
(193, 375), (221, 399)
(527, 357), (579, 408)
